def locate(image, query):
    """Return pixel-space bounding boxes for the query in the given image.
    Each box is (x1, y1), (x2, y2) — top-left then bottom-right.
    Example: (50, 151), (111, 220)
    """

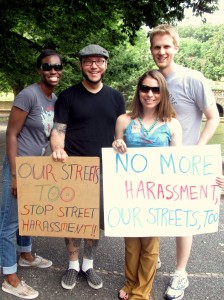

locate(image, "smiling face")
(150, 33), (179, 75)
(80, 56), (107, 85)
(139, 76), (161, 111)
(38, 55), (62, 88)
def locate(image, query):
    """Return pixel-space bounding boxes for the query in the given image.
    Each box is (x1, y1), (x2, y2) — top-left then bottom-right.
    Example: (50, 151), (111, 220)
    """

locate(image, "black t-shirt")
(54, 83), (125, 157)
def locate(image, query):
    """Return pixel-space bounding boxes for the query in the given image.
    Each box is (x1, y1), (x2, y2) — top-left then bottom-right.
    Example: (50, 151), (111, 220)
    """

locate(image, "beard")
(82, 71), (105, 84)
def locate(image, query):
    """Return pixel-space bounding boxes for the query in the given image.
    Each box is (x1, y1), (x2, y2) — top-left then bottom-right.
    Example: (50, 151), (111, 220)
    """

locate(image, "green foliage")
(176, 24), (224, 81)
(178, 24), (218, 42)
(202, 26), (224, 80)
(105, 29), (155, 104)
(0, 0), (220, 97)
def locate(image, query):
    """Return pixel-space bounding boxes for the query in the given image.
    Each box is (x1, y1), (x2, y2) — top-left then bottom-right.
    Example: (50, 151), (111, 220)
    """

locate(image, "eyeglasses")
(40, 64), (63, 71)
(139, 85), (160, 94)
(81, 59), (105, 66)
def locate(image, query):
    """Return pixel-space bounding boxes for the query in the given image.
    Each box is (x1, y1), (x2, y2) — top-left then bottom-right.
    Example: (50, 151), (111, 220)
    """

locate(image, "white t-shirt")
(166, 65), (216, 145)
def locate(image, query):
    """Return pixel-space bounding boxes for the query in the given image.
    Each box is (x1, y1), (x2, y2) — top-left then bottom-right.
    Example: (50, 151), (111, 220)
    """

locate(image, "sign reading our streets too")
(16, 156), (100, 239)
(102, 145), (222, 237)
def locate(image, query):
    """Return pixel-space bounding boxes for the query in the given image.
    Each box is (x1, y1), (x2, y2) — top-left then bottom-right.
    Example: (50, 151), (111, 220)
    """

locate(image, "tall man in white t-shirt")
(149, 24), (220, 300)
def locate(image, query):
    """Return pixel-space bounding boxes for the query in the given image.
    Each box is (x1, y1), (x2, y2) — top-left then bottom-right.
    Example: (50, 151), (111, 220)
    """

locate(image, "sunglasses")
(40, 63), (63, 71)
(139, 85), (160, 94)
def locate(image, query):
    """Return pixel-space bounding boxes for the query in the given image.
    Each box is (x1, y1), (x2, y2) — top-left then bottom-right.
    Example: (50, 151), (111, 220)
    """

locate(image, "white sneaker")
(2, 280), (39, 299)
(18, 254), (52, 268)
(164, 271), (189, 300)
(156, 256), (162, 269)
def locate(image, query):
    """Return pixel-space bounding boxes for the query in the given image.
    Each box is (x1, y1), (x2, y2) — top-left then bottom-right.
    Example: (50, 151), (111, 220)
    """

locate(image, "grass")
(0, 92), (14, 101)
(0, 117), (8, 123)
(202, 120), (224, 156)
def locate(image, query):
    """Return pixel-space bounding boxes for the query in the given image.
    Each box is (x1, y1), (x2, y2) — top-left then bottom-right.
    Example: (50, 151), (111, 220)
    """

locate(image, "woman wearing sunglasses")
(0, 49), (63, 299)
(112, 70), (182, 300)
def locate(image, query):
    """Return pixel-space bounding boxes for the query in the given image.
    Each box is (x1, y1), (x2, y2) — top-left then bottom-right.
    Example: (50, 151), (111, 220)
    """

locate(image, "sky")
(179, 0), (224, 25)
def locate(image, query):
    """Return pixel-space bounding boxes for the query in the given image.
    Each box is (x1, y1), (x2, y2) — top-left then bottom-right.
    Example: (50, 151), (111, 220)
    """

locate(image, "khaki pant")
(122, 236), (160, 300)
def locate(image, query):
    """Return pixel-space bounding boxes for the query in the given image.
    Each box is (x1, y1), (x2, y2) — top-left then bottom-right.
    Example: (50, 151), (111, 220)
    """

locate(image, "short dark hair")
(36, 49), (62, 69)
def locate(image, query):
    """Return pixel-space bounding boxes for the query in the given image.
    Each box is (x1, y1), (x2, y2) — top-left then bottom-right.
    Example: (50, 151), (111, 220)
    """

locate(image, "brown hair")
(149, 24), (180, 47)
(128, 70), (176, 121)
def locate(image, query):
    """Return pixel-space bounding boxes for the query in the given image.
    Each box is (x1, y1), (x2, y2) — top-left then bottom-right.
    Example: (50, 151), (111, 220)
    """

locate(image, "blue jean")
(0, 156), (32, 275)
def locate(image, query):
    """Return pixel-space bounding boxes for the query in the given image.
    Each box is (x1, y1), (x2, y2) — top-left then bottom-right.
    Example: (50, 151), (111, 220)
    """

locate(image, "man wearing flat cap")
(51, 44), (125, 291)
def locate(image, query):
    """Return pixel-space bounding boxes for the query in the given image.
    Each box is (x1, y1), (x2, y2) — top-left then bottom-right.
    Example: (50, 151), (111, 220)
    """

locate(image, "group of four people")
(0, 24), (223, 300)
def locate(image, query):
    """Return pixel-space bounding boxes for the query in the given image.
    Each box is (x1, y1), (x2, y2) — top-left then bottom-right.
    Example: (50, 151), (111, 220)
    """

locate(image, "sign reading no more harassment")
(16, 156), (100, 239)
(102, 145), (222, 237)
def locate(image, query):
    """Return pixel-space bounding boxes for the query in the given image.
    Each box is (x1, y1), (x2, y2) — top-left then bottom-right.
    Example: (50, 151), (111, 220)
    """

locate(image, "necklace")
(138, 117), (159, 135)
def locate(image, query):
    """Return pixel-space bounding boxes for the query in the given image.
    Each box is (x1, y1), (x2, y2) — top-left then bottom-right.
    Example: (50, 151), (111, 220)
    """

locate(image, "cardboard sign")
(102, 145), (222, 237)
(16, 156), (100, 239)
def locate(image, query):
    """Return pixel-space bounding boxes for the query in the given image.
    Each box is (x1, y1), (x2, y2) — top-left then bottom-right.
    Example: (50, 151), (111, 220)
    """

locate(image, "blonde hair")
(149, 24), (180, 47)
(128, 70), (176, 121)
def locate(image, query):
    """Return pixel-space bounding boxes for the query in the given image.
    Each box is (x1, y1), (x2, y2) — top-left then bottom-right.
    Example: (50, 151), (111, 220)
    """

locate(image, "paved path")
(0, 123), (7, 132)
(0, 125), (223, 300)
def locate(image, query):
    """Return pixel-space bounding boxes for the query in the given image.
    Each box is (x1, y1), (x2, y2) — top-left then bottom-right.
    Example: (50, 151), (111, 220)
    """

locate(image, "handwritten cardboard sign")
(16, 157), (100, 239)
(102, 145), (222, 237)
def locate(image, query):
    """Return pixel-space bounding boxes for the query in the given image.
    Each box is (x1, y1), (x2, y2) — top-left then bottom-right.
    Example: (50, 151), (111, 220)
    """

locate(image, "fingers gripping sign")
(52, 148), (68, 163)
(112, 139), (127, 154)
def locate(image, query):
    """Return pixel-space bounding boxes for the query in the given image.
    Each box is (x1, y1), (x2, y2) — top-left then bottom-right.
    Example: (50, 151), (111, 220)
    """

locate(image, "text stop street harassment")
(16, 156), (100, 239)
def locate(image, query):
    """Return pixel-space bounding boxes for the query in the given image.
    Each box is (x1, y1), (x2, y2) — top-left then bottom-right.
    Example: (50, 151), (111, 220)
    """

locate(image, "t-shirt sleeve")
(116, 91), (126, 116)
(54, 92), (70, 124)
(13, 87), (36, 113)
(190, 71), (216, 111)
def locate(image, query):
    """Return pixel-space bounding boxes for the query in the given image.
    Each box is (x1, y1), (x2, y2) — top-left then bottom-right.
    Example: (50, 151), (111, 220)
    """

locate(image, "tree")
(202, 26), (224, 81)
(106, 29), (155, 105)
(0, 0), (219, 95)
(176, 24), (224, 81)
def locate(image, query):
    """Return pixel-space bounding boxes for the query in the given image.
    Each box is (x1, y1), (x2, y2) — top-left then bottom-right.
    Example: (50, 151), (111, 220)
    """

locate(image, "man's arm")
(50, 122), (68, 162)
(197, 104), (220, 145)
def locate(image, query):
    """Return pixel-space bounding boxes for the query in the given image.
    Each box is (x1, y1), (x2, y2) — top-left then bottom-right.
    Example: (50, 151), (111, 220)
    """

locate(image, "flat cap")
(78, 44), (109, 59)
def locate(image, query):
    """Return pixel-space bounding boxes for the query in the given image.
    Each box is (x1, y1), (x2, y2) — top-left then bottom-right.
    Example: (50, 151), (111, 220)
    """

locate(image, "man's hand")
(51, 148), (68, 163)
